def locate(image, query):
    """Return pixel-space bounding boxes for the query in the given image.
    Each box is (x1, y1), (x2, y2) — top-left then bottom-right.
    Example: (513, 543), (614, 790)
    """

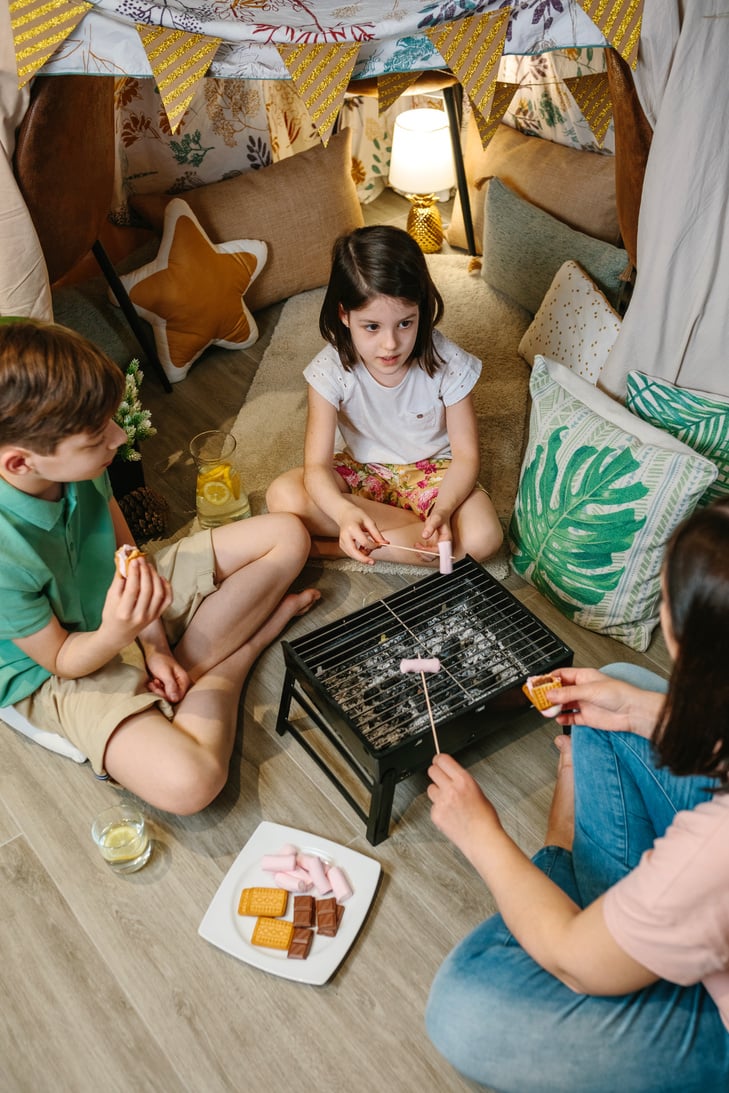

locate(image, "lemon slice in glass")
(198, 462), (240, 499)
(201, 480), (232, 506)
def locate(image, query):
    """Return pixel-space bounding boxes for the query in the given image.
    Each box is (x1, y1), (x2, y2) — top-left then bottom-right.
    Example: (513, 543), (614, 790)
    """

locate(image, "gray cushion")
(480, 178), (629, 314)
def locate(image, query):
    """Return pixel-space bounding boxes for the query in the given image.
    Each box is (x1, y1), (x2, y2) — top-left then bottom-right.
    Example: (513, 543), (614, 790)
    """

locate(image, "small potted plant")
(109, 359), (168, 542)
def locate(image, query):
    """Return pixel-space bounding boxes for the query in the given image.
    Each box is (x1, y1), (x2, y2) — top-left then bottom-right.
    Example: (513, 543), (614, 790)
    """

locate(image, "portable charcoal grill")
(276, 557), (572, 844)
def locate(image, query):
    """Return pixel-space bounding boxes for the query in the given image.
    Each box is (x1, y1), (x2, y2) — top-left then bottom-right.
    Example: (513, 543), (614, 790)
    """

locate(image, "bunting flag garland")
(136, 25), (222, 133)
(577, 0), (643, 68)
(565, 72), (613, 146)
(472, 80), (519, 149)
(276, 42), (360, 145)
(377, 71), (419, 114)
(424, 10), (510, 122)
(9, 0), (92, 87)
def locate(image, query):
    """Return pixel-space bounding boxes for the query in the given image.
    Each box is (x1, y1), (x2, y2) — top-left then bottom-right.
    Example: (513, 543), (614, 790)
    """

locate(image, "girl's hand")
(337, 505), (389, 565)
(417, 508), (451, 549)
(551, 668), (664, 739)
(427, 752), (502, 860)
(102, 555), (173, 646)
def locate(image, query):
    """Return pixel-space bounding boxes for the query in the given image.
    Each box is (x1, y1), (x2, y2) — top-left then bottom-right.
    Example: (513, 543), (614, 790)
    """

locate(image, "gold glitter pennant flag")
(565, 72), (613, 146)
(577, 0), (643, 68)
(137, 24), (221, 133)
(472, 81), (518, 149)
(425, 10), (510, 121)
(10, 0), (93, 87)
(277, 42), (361, 145)
(377, 72), (419, 114)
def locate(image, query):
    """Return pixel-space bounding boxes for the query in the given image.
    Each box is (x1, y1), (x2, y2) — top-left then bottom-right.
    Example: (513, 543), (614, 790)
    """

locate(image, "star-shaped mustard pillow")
(117, 197), (267, 383)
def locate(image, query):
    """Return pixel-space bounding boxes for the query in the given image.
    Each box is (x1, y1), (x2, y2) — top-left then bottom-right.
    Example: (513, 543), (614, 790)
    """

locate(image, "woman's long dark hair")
(319, 225), (444, 375)
(654, 498), (729, 787)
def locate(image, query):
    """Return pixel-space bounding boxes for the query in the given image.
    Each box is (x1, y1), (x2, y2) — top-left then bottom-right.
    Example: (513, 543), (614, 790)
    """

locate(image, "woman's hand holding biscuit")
(551, 668), (665, 739)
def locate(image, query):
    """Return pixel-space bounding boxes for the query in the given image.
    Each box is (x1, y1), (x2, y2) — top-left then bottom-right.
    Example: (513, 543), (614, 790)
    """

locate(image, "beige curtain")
(0, 0), (51, 320)
(600, 0), (729, 400)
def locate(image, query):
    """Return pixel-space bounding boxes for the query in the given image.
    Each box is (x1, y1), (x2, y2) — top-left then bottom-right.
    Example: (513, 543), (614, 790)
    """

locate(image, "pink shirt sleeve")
(602, 795), (729, 1029)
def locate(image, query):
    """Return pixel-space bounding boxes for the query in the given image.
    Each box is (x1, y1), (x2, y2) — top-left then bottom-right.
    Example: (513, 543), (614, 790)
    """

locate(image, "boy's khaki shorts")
(14, 529), (217, 776)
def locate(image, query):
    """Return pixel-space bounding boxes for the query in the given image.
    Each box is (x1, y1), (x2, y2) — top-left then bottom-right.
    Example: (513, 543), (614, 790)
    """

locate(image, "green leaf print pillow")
(625, 371), (729, 507)
(509, 357), (718, 651)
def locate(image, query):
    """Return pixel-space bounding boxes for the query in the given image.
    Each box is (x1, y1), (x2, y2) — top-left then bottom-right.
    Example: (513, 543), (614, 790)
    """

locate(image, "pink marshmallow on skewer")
(438, 540), (453, 575)
(400, 658), (441, 674)
(400, 658), (442, 754)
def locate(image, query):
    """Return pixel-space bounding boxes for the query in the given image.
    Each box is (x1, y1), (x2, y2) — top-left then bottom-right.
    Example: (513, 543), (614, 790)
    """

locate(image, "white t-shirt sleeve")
(303, 345), (350, 409)
(602, 797), (729, 1025)
(433, 329), (482, 406)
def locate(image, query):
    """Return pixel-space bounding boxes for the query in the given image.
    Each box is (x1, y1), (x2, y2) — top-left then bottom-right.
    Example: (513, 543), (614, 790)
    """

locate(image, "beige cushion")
(447, 122), (620, 255)
(131, 129), (363, 312)
(117, 198), (267, 384)
(518, 260), (622, 383)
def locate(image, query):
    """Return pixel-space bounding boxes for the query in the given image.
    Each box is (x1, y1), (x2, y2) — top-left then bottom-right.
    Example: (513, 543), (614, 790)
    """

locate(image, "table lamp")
(388, 107), (457, 253)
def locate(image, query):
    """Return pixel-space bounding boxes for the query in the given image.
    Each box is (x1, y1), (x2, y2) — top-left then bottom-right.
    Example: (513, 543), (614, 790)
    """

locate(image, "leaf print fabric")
(625, 372), (729, 508)
(509, 357), (717, 651)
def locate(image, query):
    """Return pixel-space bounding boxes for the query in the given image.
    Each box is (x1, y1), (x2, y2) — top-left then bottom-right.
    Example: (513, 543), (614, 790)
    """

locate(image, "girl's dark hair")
(319, 225), (445, 375)
(654, 498), (729, 787)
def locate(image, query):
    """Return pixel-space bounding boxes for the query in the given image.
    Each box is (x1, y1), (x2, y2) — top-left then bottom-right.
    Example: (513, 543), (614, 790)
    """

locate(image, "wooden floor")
(1, 191), (670, 1093)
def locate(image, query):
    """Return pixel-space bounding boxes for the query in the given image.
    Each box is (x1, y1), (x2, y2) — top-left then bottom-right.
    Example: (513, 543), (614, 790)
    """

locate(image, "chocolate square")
(316, 896), (340, 937)
(293, 894), (315, 928)
(287, 926), (313, 960)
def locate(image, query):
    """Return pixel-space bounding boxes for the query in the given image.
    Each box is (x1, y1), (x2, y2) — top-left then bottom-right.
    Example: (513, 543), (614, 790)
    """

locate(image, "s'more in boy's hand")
(522, 674), (563, 718)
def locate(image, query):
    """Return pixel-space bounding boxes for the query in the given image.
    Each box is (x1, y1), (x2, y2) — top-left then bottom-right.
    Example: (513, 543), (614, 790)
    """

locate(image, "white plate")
(198, 821), (381, 985)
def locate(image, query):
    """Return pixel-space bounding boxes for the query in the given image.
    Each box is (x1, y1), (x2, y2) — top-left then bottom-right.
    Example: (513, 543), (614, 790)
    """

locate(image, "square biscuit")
(237, 886), (288, 918)
(522, 675), (561, 712)
(251, 916), (295, 951)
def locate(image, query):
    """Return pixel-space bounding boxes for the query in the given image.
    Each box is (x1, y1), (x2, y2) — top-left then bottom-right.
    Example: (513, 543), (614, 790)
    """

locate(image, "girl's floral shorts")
(332, 452), (451, 518)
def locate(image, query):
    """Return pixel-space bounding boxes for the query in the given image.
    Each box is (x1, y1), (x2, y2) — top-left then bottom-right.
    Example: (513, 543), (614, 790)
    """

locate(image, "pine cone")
(118, 487), (169, 544)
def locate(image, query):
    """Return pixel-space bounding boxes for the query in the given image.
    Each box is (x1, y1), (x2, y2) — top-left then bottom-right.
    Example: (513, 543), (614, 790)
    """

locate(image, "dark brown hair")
(318, 225), (445, 375)
(0, 320), (124, 455)
(654, 498), (729, 787)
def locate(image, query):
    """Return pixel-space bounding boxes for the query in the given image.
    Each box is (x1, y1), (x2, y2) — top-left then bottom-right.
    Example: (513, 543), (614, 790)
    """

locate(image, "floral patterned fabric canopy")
(39, 1), (609, 81)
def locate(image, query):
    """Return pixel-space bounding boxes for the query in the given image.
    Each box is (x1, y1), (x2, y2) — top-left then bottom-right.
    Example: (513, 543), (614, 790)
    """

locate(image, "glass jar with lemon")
(189, 430), (251, 528)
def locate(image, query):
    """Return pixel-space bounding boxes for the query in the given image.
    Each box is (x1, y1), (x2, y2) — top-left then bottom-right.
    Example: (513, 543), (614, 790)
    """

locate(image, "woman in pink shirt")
(426, 499), (729, 1092)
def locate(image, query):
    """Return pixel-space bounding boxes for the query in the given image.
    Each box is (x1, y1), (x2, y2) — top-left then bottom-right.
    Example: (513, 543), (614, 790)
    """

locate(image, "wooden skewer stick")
(373, 543), (454, 560)
(421, 671), (441, 755)
(372, 543), (438, 557)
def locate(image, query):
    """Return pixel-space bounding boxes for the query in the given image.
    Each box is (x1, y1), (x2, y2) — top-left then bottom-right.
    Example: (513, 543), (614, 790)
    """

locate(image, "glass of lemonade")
(91, 804), (152, 874)
(189, 430), (251, 529)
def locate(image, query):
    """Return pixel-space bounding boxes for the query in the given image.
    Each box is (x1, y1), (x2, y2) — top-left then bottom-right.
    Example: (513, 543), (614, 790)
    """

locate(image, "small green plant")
(114, 359), (156, 462)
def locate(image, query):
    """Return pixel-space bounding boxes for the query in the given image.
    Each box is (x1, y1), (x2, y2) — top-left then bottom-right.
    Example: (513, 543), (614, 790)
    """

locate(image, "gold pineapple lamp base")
(405, 193), (444, 254)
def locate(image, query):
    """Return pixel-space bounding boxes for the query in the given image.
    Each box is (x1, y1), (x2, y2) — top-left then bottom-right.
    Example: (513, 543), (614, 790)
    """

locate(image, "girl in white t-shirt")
(425, 499), (729, 1092)
(266, 226), (503, 566)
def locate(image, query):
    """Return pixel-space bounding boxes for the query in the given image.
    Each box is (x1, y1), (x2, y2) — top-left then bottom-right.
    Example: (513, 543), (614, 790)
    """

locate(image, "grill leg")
(367, 770), (397, 846)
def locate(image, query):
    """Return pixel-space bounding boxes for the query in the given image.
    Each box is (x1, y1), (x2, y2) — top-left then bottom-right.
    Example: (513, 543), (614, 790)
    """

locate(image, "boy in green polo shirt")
(0, 320), (318, 813)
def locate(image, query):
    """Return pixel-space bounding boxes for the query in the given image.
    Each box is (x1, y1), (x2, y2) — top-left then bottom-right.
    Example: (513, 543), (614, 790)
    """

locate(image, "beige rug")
(231, 253), (533, 576)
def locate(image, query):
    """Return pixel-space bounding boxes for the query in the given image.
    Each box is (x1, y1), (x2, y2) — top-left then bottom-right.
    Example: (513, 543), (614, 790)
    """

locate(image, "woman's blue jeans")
(425, 664), (729, 1092)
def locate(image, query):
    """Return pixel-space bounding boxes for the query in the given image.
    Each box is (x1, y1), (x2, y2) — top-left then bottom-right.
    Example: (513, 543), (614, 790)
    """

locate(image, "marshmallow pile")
(261, 843), (353, 903)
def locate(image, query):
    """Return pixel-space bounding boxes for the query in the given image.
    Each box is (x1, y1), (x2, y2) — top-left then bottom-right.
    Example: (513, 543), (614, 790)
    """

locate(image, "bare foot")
(544, 734), (575, 851)
(255, 588), (320, 646)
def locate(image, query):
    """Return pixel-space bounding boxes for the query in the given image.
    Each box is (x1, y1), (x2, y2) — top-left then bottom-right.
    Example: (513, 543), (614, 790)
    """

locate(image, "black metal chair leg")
(92, 240), (173, 393)
(443, 84), (477, 256)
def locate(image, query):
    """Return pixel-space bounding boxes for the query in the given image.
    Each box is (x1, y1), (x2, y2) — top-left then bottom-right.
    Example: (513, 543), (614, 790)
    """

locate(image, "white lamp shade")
(388, 108), (456, 195)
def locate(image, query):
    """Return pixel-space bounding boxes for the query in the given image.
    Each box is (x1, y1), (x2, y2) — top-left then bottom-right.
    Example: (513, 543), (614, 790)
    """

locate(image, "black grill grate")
(277, 557), (573, 842)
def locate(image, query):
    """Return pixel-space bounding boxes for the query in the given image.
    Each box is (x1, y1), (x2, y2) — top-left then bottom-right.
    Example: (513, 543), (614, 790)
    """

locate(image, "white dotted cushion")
(518, 260), (622, 384)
